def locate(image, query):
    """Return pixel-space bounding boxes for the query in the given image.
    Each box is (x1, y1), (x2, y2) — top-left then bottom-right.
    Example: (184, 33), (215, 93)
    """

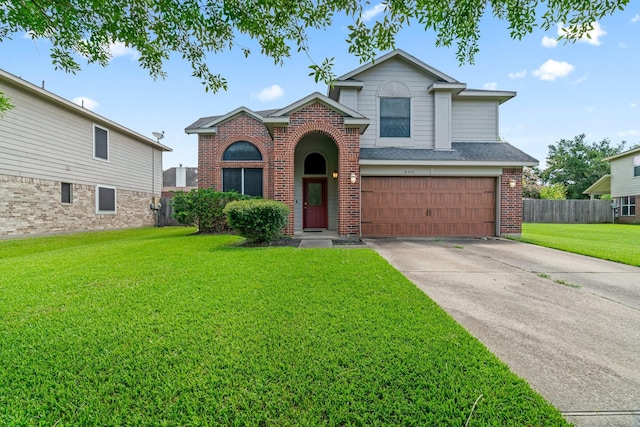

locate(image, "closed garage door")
(361, 176), (496, 237)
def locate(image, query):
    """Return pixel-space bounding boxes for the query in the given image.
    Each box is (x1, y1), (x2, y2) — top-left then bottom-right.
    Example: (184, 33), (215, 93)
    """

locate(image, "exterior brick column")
(500, 167), (523, 236)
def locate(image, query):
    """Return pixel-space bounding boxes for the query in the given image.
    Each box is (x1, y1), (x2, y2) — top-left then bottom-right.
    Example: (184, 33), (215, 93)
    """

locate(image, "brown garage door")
(361, 176), (496, 237)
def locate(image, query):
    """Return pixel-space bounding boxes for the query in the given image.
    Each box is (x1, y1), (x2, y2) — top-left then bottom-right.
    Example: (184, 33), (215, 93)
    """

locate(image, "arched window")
(379, 81), (411, 138)
(223, 141), (262, 161)
(304, 153), (326, 175)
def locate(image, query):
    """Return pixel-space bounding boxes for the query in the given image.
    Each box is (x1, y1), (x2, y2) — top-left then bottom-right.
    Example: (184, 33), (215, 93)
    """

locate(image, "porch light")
(332, 170), (338, 179)
(350, 172), (357, 184)
(509, 178), (517, 188)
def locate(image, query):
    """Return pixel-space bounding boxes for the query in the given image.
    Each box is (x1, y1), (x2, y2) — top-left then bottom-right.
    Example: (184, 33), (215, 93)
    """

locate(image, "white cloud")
(251, 84), (284, 102)
(72, 96), (99, 111)
(108, 41), (138, 60)
(362, 3), (386, 22)
(619, 130), (639, 137)
(572, 74), (589, 84)
(508, 69), (527, 79)
(541, 36), (558, 48)
(532, 59), (574, 81)
(483, 82), (498, 90)
(558, 21), (606, 46)
(630, 102), (637, 108)
(632, 14), (640, 23)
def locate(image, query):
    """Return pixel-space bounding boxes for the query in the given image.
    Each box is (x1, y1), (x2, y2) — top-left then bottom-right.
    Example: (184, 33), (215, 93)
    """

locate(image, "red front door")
(303, 178), (328, 229)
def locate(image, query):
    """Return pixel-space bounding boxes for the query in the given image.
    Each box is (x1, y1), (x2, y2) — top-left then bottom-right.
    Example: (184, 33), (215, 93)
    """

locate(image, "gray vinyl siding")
(610, 155), (640, 197)
(0, 79), (163, 194)
(353, 58), (436, 149)
(451, 99), (499, 142)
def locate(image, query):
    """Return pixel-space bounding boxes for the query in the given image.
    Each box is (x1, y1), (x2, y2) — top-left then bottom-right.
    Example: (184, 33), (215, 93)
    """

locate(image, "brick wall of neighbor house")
(500, 168), (524, 236)
(617, 195), (640, 224)
(197, 114), (273, 198)
(272, 102), (361, 236)
(0, 175), (156, 237)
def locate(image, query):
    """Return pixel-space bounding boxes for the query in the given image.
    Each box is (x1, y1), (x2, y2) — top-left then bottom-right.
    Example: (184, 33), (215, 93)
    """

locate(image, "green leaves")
(0, 0), (632, 112)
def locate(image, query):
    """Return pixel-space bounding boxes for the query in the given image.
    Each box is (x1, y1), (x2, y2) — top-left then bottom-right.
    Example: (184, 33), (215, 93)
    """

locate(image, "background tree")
(522, 167), (542, 199)
(541, 134), (625, 199)
(0, 0), (631, 113)
(539, 183), (567, 200)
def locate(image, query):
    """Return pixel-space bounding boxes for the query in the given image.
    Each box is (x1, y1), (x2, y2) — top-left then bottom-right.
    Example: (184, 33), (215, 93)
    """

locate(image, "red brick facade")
(500, 167), (524, 235)
(197, 105), (525, 238)
(198, 103), (361, 236)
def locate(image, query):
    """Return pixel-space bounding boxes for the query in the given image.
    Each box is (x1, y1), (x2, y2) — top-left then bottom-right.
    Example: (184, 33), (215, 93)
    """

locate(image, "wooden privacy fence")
(523, 199), (613, 223)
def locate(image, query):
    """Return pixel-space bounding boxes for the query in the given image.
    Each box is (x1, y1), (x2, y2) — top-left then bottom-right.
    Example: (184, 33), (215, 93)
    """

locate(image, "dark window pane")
(94, 126), (108, 160)
(61, 183), (72, 204)
(634, 165), (640, 177)
(243, 169), (263, 197)
(223, 141), (262, 161)
(223, 169), (242, 193)
(304, 153), (326, 175)
(98, 187), (115, 211)
(380, 98), (410, 137)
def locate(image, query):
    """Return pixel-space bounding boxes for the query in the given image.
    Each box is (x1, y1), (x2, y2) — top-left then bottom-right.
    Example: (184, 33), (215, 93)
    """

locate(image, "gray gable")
(185, 109), (280, 132)
(360, 143), (538, 164)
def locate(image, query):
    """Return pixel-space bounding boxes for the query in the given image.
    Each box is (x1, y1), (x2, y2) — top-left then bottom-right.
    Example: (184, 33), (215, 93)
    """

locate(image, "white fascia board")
(604, 146), (640, 162)
(185, 127), (217, 135)
(344, 118), (370, 134)
(359, 159), (539, 167)
(428, 82), (467, 94)
(272, 91), (367, 119)
(262, 117), (289, 125)
(200, 106), (262, 128)
(456, 90), (516, 104)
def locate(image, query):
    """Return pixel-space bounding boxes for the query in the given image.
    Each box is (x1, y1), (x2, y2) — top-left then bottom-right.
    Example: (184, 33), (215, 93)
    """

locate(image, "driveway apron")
(365, 238), (640, 427)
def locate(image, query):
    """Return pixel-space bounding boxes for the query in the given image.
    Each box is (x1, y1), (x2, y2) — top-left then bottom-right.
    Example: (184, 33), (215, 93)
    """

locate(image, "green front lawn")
(520, 223), (640, 266)
(1, 228), (568, 425)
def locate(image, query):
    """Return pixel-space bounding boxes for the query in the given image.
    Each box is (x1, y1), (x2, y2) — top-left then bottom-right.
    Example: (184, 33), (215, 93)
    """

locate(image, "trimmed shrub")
(224, 199), (290, 244)
(172, 189), (252, 233)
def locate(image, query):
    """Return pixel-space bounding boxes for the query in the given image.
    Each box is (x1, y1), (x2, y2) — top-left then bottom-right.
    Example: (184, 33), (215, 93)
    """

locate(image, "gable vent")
(378, 81), (411, 98)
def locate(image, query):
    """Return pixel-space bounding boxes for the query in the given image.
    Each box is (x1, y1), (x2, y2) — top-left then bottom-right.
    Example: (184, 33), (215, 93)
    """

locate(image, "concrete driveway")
(365, 238), (640, 427)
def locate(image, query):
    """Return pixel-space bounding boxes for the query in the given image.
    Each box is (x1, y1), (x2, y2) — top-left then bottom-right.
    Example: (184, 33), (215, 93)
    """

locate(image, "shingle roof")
(185, 109), (280, 131)
(360, 142), (538, 164)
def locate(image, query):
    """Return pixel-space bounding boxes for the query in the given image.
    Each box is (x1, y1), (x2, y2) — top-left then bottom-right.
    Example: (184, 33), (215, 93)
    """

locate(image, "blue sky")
(1, 5), (638, 169)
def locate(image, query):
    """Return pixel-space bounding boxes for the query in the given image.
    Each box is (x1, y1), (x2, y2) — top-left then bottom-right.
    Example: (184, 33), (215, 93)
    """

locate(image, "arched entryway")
(294, 133), (339, 232)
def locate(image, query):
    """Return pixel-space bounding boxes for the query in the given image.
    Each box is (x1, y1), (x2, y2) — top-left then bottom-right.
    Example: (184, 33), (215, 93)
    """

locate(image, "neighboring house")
(0, 68), (172, 237)
(162, 165), (198, 197)
(185, 50), (537, 237)
(584, 146), (639, 223)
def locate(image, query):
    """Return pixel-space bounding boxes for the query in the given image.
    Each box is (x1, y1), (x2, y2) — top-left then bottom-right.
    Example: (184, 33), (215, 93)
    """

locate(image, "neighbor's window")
(380, 97), (410, 138)
(94, 125), (109, 161)
(222, 141), (262, 161)
(96, 185), (116, 213)
(61, 183), (72, 204)
(223, 168), (263, 197)
(620, 196), (636, 216)
(634, 155), (640, 177)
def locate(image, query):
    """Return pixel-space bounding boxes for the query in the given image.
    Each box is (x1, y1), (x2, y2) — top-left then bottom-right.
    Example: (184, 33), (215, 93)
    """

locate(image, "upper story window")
(634, 155), (640, 177)
(94, 124), (109, 161)
(223, 141), (262, 161)
(304, 153), (326, 175)
(378, 81), (412, 138)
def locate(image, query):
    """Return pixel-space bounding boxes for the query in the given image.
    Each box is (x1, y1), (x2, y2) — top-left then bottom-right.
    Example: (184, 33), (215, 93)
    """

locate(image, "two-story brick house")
(186, 50), (537, 237)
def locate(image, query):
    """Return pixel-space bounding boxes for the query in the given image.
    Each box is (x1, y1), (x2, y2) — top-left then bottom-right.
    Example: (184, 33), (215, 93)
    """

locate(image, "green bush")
(224, 199), (290, 243)
(172, 189), (252, 233)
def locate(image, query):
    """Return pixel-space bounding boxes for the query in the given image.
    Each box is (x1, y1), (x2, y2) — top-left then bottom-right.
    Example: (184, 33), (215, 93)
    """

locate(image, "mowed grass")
(520, 223), (640, 266)
(0, 228), (568, 426)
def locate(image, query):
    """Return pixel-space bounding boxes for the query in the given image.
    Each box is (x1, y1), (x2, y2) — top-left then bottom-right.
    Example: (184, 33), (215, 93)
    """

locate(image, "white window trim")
(93, 124), (110, 162)
(96, 184), (117, 214)
(620, 196), (636, 216)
